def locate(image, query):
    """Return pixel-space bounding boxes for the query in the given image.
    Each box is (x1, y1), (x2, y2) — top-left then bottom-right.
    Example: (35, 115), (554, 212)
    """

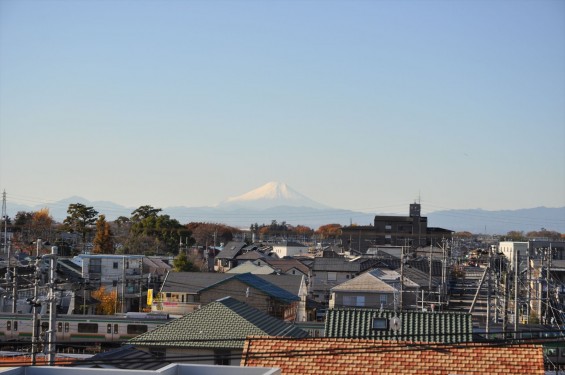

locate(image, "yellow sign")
(147, 289), (153, 305)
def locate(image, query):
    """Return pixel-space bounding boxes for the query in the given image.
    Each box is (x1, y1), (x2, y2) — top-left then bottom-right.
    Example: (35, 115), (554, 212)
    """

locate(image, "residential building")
(329, 272), (398, 310)
(152, 272), (303, 321)
(71, 254), (146, 312)
(214, 241), (247, 272)
(309, 256), (380, 305)
(529, 239), (565, 260)
(130, 296), (307, 366)
(499, 241), (529, 269)
(340, 203), (453, 254)
(529, 258), (565, 325)
(271, 241), (308, 258)
(256, 258), (310, 278)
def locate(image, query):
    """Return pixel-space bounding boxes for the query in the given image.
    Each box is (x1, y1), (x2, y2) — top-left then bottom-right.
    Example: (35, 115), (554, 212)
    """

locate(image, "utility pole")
(46, 246), (58, 366)
(400, 245), (404, 311)
(546, 246), (552, 325)
(514, 252), (519, 338)
(30, 256), (41, 366)
(11, 257), (16, 314)
(486, 245), (492, 338)
(2, 190), (7, 255)
(122, 256), (126, 313)
(502, 261), (509, 337)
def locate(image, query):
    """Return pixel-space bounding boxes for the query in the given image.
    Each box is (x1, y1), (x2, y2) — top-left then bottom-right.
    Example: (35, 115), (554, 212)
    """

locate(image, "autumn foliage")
(91, 286), (118, 315)
(315, 224), (342, 239)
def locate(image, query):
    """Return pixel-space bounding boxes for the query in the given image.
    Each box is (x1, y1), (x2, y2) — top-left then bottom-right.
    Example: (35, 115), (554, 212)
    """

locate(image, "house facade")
(309, 256), (380, 305)
(329, 273), (398, 310)
(271, 241), (309, 258)
(152, 272), (303, 321)
(73, 254), (146, 312)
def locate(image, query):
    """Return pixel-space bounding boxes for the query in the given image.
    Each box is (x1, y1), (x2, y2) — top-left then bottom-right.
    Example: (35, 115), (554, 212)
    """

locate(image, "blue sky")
(1, 0), (564, 215)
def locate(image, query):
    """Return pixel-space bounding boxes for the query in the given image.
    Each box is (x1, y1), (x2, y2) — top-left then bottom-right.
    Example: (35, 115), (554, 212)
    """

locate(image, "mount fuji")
(217, 181), (329, 210)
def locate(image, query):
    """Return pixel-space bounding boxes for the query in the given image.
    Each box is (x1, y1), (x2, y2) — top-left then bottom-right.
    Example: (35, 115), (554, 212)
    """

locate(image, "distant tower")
(409, 203), (421, 218)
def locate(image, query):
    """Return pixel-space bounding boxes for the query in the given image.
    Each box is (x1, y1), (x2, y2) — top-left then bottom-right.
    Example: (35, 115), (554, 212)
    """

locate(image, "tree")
(63, 203), (99, 252)
(505, 230), (527, 242)
(125, 205), (190, 255)
(31, 208), (54, 240)
(172, 251), (197, 272)
(91, 286), (118, 315)
(93, 215), (114, 254)
(454, 231), (473, 239)
(187, 222), (238, 246)
(131, 205), (162, 222)
(526, 228), (561, 241)
(316, 224), (342, 239)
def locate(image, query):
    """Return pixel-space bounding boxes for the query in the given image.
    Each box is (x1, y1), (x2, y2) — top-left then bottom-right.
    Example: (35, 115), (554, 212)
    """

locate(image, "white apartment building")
(498, 241), (529, 269)
(72, 254), (146, 312)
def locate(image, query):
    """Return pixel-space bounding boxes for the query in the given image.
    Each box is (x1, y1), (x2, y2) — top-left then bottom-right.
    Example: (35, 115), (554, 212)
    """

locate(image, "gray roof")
(162, 272), (300, 303)
(257, 274), (304, 296)
(143, 257), (171, 276)
(129, 297), (308, 349)
(312, 257), (363, 272)
(236, 250), (265, 261)
(395, 266), (441, 288)
(330, 272), (397, 293)
(325, 308), (473, 343)
(75, 345), (170, 370)
(161, 272), (232, 293)
(215, 241), (247, 260)
(227, 262), (274, 274)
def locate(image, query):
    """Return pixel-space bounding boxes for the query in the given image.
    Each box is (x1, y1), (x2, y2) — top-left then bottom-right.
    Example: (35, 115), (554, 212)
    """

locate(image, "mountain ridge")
(4, 182), (564, 234)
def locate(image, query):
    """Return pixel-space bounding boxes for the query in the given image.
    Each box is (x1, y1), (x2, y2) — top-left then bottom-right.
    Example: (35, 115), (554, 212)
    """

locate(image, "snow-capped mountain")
(217, 181), (329, 210)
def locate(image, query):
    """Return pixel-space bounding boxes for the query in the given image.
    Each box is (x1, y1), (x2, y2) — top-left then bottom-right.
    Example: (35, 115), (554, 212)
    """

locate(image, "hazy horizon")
(1, 1), (564, 215)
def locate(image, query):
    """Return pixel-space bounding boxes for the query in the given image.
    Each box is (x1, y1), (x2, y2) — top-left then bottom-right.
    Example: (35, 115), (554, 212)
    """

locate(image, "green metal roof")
(129, 297), (308, 349)
(324, 307), (473, 343)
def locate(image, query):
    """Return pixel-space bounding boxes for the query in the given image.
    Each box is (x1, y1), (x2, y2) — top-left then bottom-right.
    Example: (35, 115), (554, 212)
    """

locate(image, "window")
(13, 321), (17, 331)
(380, 294), (388, 305)
(7, 321), (11, 331)
(385, 225), (392, 231)
(127, 324), (148, 335)
(113, 262), (119, 269)
(372, 318), (388, 330)
(327, 272), (337, 281)
(89, 259), (101, 274)
(78, 323), (99, 333)
(214, 350), (231, 366)
(64, 323), (69, 332)
(58, 322), (63, 332)
(107, 324), (112, 334)
(114, 324), (119, 334)
(343, 295), (365, 307)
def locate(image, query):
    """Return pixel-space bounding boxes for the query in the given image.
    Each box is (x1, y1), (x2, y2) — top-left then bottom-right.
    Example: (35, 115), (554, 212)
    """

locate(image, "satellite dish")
(390, 317), (401, 332)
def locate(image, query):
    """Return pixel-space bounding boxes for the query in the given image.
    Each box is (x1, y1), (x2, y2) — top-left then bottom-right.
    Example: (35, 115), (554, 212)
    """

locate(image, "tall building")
(341, 203), (452, 254)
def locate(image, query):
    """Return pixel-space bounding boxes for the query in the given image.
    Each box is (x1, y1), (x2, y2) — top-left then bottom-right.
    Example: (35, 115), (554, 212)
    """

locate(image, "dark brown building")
(341, 203), (452, 254)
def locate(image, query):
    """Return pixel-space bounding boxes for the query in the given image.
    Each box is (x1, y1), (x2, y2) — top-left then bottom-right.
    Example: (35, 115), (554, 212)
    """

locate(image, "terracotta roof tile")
(241, 337), (545, 375)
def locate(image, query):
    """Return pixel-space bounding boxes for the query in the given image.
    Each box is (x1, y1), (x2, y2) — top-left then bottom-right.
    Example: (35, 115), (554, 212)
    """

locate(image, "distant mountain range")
(5, 182), (565, 234)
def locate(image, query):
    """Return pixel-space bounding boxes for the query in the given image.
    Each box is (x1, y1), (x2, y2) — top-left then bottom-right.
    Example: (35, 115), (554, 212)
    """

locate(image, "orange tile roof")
(0, 355), (76, 366)
(241, 337), (545, 375)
